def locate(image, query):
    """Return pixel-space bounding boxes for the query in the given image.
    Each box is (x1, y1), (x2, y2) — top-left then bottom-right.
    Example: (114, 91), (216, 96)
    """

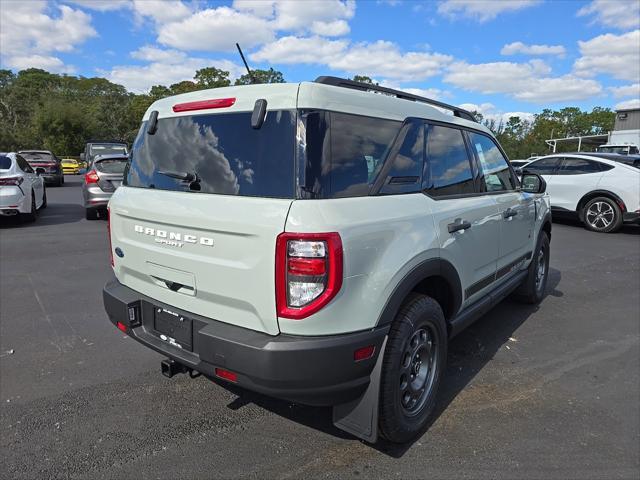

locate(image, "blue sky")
(1, 0), (639, 122)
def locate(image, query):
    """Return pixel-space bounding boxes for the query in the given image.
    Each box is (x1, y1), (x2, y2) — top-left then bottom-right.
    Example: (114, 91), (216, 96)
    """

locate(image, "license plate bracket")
(154, 307), (193, 350)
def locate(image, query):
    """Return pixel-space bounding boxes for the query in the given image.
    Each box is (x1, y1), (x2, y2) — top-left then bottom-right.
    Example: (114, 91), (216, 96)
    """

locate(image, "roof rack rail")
(314, 76), (477, 123)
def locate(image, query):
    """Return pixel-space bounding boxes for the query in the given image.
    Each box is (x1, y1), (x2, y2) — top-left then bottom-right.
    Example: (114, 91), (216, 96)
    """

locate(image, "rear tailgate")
(110, 187), (291, 335)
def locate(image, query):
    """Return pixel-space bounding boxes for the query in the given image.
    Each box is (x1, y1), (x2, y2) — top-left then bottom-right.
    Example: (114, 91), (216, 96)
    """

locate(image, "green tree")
(234, 68), (285, 85)
(352, 75), (376, 85)
(194, 67), (231, 88)
(169, 80), (198, 95)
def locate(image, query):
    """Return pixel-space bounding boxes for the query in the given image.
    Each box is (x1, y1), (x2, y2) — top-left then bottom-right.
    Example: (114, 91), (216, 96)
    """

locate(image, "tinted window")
(90, 145), (127, 158)
(423, 125), (475, 197)
(21, 152), (54, 163)
(126, 111), (296, 198)
(558, 158), (604, 175)
(302, 111), (401, 198)
(0, 156), (12, 170)
(523, 157), (560, 175)
(380, 121), (424, 195)
(469, 132), (515, 192)
(95, 158), (128, 174)
(16, 155), (33, 173)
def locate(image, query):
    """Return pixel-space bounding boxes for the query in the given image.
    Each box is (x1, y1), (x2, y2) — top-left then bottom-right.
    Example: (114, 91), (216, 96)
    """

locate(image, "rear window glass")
(91, 145), (127, 156)
(0, 156), (12, 169)
(126, 111), (296, 198)
(95, 158), (128, 174)
(301, 111), (401, 198)
(21, 152), (54, 162)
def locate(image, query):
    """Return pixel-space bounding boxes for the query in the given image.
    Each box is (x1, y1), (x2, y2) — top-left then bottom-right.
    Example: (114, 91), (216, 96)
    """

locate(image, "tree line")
(0, 68), (614, 159)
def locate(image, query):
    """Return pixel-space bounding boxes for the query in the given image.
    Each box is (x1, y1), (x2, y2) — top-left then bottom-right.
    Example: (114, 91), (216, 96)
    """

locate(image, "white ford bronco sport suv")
(103, 77), (551, 443)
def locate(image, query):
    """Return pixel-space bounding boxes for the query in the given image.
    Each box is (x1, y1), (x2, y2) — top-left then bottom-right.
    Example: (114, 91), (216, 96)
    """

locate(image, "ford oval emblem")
(115, 247), (124, 258)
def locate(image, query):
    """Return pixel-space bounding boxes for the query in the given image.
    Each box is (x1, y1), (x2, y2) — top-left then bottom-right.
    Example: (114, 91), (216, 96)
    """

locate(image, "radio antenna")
(236, 43), (256, 84)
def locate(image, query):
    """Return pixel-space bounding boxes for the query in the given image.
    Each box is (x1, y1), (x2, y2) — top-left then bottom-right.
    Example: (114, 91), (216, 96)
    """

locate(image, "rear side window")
(558, 158), (605, 175)
(423, 125), (475, 197)
(126, 111), (296, 198)
(95, 158), (128, 174)
(523, 157), (560, 175)
(379, 121), (424, 195)
(16, 155), (33, 173)
(0, 156), (11, 169)
(301, 111), (401, 198)
(469, 132), (515, 192)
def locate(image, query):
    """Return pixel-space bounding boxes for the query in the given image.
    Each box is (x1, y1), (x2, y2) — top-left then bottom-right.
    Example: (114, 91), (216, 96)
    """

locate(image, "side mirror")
(35, 167), (45, 175)
(79, 153), (85, 161)
(521, 172), (546, 194)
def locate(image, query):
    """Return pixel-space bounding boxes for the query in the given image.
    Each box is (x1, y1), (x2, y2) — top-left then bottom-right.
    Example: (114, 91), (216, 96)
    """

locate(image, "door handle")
(448, 218), (472, 233)
(503, 208), (518, 219)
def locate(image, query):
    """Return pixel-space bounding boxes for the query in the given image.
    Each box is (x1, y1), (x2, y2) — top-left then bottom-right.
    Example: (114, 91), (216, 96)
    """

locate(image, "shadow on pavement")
(216, 268), (563, 456)
(0, 202), (85, 229)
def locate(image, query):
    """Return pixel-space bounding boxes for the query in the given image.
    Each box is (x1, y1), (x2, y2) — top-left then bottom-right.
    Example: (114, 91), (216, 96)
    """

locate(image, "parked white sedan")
(0, 152), (47, 222)
(522, 153), (640, 232)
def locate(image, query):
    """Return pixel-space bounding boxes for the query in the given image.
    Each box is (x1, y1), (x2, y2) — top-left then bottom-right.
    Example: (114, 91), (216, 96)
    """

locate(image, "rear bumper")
(83, 186), (112, 208)
(623, 211), (640, 225)
(42, 173), (62, 183)
(0, 187), (29, 213)
(103, 279), (388, 406)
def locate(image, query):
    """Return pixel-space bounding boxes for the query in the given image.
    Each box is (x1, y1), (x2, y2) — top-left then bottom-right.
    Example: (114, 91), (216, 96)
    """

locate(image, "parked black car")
(18, 150), (64, 186)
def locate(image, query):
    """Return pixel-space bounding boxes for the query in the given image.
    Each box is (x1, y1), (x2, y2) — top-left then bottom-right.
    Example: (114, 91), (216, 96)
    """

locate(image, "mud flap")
(332, 337), (387, 443)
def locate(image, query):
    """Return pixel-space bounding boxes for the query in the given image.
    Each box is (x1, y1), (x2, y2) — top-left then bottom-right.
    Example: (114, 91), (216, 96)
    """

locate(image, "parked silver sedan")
(82, 154), (128, 220)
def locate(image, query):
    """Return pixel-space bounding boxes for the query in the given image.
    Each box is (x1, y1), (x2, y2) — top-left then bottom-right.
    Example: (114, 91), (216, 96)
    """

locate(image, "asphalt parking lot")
(1, 176), (639, 479)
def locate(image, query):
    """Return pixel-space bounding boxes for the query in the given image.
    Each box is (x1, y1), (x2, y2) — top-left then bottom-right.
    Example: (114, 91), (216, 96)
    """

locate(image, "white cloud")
(445, 60), (603, 103)
(105, 47), (243, 92)
(4, 55), (74, 74)
(66, 0), (130, 11)
(574, 30), (640, 82)
(252, 37), (452, 81)
(251, 36), (348, 64)
(577, 0), (640, 31)
(615, 98), (640, 110)
(157, 7), (274, 52)
(437, 0), (540, 22)
(0, 1), (95, 73)
(609, 83), (640, 98)
(310, 20), (350, 36)
(132, 0), (193, 24)
(501, 41), (566, 57)
(402, 87), (450, 100)
(459, 102), (535, 124)
(271, 0), (355, 31)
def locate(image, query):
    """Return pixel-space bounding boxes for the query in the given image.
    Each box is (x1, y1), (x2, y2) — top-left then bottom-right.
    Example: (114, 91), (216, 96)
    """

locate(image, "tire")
(514, 231), (550, 304)
(40, 187), (47, 209)
(582, 196), (623, 233)
(22, 191), (37, 223)
(379, 294), (448, 443)
(85, 208), (99, 220)
(60, 175), (64, 186)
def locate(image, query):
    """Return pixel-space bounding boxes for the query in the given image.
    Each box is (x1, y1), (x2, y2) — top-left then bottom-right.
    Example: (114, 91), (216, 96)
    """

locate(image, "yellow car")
(61, 159), (80, 175)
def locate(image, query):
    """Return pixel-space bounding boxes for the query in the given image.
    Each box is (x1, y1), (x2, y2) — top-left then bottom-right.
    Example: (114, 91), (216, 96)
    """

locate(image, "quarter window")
(16, 155), (33, 173)
(423, 125), (475, 197)
(469, 132), (515, 192)
(380, 121), (424, 195)
(558, 158), (604, 175)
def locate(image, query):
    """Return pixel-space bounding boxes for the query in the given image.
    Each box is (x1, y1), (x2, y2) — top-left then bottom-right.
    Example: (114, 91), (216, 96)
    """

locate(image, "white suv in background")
(0, 152), (47, 221)
(522, 153), (640, 232)
(103, 77), (551, 444)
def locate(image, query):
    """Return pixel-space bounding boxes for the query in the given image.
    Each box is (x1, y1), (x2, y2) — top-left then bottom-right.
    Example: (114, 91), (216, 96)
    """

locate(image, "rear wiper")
(158, 170), (198, 182)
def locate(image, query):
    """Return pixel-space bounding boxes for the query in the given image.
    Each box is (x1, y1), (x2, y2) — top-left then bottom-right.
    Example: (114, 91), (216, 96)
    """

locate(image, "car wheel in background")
(582, 197), (623, 233)
(85, 208), (99, 220)
(23, 191), (37, 223)
(379, 294), (447, 443)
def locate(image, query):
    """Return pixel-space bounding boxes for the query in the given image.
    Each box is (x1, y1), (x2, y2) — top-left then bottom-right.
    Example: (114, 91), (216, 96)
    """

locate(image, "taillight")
(107, 207), (114, 267)
(172, 97), (236, 113)
(276, 232), (343, 319)
(85, 170), (99, 184)
(0, 176), (24, 186)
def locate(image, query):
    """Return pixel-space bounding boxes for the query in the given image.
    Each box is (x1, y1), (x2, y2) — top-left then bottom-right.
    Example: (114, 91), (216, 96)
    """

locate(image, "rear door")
(423, 124), (501, 309)
(467, 132), (535, 279)
(110, 107), (298, 335)
(550, 157), (605, 210)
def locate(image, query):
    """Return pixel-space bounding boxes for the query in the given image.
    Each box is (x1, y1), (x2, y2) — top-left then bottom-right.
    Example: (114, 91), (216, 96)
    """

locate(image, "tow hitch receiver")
(161, 358), (188, 378)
